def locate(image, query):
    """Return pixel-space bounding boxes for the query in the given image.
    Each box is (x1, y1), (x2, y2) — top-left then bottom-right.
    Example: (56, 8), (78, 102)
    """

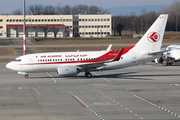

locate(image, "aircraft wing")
(76, 48), (124, 70)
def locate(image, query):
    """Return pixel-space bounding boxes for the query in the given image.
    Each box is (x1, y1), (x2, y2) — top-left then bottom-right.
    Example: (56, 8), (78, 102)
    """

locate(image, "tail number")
(147, 32), (160, 43)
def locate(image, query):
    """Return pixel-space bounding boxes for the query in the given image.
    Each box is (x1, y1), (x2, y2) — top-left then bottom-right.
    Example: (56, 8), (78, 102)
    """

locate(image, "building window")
(92, 26), (94, 28)
(0, 26), (3, 29)
(42, 19), (44, 22)
(85, 26), (88, 28)
(45, 19), (47, 22)
(19, 19), (22, 22)
(6, 19), (9, 22)
(48, 19), (50, 22)
(13, 19), (15, 22)
(82, 19), (84, 21)
(0, 19), (3, 22)
(85, 19), (87, 21)
(98, 19), (100, 21)
(104, 19), (106, 21)
(35, 19), (38, 22)
(92, 19), (94, 21)
(54, 19), (56, 22)
(88, 19), (91, 21)
(0, 33), (3, 36)
(63, 19), (66, 22)
(98, 26), (100, 28)
(95, 19), (97, 21)
(26, 19), (28, 22)
(101, 26), (103, 28)
(16, 19), (18, 22)
(82, 26), (84, 28)
(51, 19), (54, 22)
(69, 19), (72, 22)
(57, 19), (59, 22)
(104, 25), (106, 28)
(101, 19), (103, 21)
(107, 18), (110, 21)
(89, 26), (91, 28)
(79, 19), (81, 21)
(107, 25), (110, 28)
(32, 19), (34, 22)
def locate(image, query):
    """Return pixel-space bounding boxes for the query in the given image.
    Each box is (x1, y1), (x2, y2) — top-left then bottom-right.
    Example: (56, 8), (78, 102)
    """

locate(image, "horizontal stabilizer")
(148, 50), (170, 56)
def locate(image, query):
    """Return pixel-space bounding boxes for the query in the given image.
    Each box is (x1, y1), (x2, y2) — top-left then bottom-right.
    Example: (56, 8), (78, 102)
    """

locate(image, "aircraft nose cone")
(6, 63), (11, 69)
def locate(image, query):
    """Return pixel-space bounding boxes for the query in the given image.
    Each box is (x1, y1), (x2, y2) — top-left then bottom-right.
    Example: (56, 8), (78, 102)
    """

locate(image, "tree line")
(113, 0), (180, 36)
(12, 4), (109, 15)
(2, 1), (180, 37)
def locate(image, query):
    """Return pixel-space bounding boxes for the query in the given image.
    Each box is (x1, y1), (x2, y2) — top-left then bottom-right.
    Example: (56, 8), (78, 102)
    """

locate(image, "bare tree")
(89, 5), (99, 14)
(62, 5), (72, 15)
(13, 10), (22, 15)
(72, 5), (88, 15)
(55, 3), (62, 15)
(38, 26), (51, 38)
(44, 5), (56, 15)
(51, 26), (59, 38)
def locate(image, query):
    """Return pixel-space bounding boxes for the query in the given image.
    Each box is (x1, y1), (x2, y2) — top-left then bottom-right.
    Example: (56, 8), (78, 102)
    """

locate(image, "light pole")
(176, 18), (178, 37)
(28, 17), (31, 37)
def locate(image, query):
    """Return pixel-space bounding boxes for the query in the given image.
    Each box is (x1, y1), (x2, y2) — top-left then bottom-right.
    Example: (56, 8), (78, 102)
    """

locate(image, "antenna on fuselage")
(23, 0), (26, 55)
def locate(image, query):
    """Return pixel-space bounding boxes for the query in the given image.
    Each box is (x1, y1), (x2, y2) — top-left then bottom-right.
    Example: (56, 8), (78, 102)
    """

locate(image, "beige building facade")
(0, 14), (111, 38)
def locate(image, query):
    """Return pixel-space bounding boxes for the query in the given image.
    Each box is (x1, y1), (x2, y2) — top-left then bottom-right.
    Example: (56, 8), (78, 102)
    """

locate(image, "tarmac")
(0, 38), (180, 120)
(1, 63), (180, 120)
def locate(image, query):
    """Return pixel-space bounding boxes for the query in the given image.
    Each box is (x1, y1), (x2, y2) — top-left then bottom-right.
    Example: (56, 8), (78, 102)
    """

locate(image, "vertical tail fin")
(135, 14), (168, 52)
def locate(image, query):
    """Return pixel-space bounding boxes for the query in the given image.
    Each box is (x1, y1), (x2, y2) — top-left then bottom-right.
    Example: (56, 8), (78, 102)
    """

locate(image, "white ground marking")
(35, 89), (41, 95)
(47, 72), (57, 84)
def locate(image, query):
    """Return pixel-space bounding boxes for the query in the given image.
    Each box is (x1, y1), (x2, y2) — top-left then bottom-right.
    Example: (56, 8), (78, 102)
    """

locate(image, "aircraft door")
(132, 53), (136, 63)
(28, 56), (33, 66)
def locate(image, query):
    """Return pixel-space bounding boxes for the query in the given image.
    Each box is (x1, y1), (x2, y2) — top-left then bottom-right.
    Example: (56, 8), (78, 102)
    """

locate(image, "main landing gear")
(25, 74), (29, 79)
(85, 72), (92, 78)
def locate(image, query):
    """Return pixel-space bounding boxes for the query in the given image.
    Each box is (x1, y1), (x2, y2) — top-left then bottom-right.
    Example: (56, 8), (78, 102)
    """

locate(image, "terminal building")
(0, 14), (111, 38)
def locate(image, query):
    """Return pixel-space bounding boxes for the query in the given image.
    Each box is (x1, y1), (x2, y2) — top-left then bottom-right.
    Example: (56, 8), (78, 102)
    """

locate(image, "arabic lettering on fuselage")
(65, 54), (87, 57)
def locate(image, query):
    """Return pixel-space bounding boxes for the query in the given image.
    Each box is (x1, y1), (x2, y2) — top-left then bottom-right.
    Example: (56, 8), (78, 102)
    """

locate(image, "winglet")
(113, 48), (124, 61)
(106, 44), (112, 51)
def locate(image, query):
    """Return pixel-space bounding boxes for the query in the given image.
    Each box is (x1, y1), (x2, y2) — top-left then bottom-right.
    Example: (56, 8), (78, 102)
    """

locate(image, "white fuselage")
(6, 46), (157, 74)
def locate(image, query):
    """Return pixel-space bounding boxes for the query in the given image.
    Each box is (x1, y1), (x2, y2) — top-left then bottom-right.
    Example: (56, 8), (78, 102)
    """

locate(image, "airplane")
(6, 14), (168, 79)
(157, 45), (180, 66)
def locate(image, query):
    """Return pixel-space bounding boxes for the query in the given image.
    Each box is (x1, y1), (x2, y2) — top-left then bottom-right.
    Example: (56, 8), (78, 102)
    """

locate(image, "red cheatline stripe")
(7, 24), (64, 27)
(135, 94), (161, 107)
(71, 95), (86, 108)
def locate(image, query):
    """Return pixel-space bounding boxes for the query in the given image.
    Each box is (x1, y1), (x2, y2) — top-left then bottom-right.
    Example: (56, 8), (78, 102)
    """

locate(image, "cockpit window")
(14, 59), (21, 62)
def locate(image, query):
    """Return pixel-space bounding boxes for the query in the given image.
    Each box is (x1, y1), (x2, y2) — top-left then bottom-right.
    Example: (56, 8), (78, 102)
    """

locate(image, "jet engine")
(155, 56), (164, 64)
(57, 66), (78, 76)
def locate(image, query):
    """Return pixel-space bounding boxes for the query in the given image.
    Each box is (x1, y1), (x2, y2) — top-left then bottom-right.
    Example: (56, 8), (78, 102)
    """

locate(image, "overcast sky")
(0, 0), (175, 14)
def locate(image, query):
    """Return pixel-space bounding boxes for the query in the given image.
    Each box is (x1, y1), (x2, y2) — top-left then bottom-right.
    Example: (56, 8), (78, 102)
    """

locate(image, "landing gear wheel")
(85, 72), (92, 78)
(25, 74), (29, 79)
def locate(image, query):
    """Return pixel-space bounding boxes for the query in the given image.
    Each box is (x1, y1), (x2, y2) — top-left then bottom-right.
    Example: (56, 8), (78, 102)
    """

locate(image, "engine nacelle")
(155, 57), (164, 64)
(57, 66), (78, 76)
